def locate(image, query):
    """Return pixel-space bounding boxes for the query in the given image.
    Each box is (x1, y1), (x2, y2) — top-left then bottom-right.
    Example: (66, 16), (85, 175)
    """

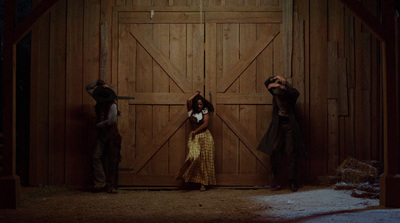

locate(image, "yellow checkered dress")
(175, 129), (216, 186)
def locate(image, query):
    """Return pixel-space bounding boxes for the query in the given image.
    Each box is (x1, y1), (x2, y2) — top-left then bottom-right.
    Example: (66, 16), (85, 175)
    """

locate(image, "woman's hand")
(268, 83), (285, 89)
(274, 75), (287, 85)
(188, 91), (201, 101)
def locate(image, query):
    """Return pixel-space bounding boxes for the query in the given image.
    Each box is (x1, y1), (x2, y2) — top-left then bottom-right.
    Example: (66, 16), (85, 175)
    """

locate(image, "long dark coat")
(256, 78), (307, 158)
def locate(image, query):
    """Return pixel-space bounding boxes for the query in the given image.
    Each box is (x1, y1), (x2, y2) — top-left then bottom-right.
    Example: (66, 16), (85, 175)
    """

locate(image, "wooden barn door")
(114, 8), (282, 186)
(205, 13), (282, 186)
(115, 11), (204, 186)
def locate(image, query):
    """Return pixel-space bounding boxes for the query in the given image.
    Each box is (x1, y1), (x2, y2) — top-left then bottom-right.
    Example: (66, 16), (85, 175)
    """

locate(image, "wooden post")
(1, 0), (60, 209)
(379, 0), (400, 208)
(0, 0), (20, 209)
(339, 0), (400, 208)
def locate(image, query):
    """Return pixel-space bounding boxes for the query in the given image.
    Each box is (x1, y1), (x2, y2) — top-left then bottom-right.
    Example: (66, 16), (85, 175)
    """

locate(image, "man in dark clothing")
(86, 80), (121, 193)
(257, 75), (306, 192)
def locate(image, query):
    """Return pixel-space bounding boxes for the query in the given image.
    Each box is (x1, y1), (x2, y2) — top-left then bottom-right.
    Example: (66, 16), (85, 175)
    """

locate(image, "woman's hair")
(192, 94), (214, 114)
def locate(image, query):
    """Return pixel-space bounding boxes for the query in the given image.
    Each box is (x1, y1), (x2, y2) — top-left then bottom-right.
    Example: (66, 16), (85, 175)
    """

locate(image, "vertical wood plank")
(370, 44), (380, 160)
(225, 0), (240, 6)
(29, 13), (39, 186)
(328, 41), (339, 99)
(273, 26), (284, 182)
(345, 9), (355, 89)
(256, 23), (274, 176)
(239, 24), (257, 174)
(328, 0), (344, 57)
(337, 57), (348, 116)
(83, 0), (101, 186)
(115, 0), (126, 6)
(100, 22), (108, 81)
(361, 33), (372, 160)
(339, 117), (346, 164)
(282, 0), (293, 78)
(29, 13), (50, 186)
(48, 0), (66, 185)
(328, 99), (339, 172)
(345, 88), (356, 159)
(207, 23), (222, 175)
(209, 0), (223, 6)
(292, 16), (308, 183)
(111, 10), (119, 86)
(118, 24), (136, 170)
(169, 24), (187, 175)
(361, 34), (372, 91)
(66, 0), (85, 185)
(152, 24), (170, 175)
(293, 19), (305, 113)
(135, 24), (153, 175)
(172, 0), (187, 6)
(354, 19), (363, 159)
(309, 0), (328, 181)
(192, 24), (205, 92)
(100, 0), (113, 81)
(125, 0), (134, 6)
(344, 8), (355, 159)
(296, 0), (310, 182)
(152, 0), (168, 6)
(136, 0), (152, 6)
(206, 23), (223, 175)
(367, 0), (380, 161)
(273, 31), (283, 76)
(221, 23), (239, 174)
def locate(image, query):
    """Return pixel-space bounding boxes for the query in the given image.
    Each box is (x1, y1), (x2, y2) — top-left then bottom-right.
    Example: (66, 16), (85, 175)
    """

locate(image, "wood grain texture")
(48, 0), (67, 185)
(30, 12), (50, 186)
(309, 0), (328, 181)
(117, 24), (136, 170)
(65, 0), (85, 185)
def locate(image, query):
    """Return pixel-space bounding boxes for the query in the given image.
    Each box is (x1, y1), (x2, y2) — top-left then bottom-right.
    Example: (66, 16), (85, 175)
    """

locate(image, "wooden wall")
(29, 0), (383, 186)
(295, 0), (382, 181)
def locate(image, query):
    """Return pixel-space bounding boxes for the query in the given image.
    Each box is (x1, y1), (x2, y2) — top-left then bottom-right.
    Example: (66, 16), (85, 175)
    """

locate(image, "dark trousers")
(92, 139), (120, 189)
(271, 117), (297, 181)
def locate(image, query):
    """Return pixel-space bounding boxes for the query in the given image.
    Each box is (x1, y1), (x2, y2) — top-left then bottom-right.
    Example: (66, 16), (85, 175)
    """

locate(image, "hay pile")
(321, 157), (382, 199)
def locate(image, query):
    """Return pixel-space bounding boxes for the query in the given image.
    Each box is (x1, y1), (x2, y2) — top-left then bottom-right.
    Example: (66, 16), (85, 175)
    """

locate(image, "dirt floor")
(0, 185), (399, 223)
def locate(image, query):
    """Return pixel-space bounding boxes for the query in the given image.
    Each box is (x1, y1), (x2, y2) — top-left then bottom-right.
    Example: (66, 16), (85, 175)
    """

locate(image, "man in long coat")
(257, 75), (307, 192)
(86, 80), (121, 193)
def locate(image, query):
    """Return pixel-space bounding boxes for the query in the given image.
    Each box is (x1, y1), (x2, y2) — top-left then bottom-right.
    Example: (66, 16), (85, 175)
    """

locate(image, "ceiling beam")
(13, 0), (60, 43)
(339, 0), (385, 41)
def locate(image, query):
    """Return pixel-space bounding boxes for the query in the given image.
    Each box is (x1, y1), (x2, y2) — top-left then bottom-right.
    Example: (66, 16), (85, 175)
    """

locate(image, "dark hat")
(92, 86), (117, 103)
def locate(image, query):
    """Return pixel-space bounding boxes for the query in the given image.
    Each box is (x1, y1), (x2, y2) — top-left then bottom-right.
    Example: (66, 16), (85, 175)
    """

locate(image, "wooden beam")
(217, 25), (280, 92)
(130, 25), (192, 92)
(13, 0), (60, 43)
(216, 93), (272, 105)
(1, 0), (20, 209)
(133, 109), (187, 174)
(217, 106), (270, 171)
(205, 12), (282, 23)
(128, 93), (192, 105)
(379, 0), (400, 208)
(338, 0), (385, 41)
(114, 5), (282, 12)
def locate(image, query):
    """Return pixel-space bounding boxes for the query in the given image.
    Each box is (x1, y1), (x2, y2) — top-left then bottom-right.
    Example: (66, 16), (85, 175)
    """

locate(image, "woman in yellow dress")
(175, 91), (216, 191)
